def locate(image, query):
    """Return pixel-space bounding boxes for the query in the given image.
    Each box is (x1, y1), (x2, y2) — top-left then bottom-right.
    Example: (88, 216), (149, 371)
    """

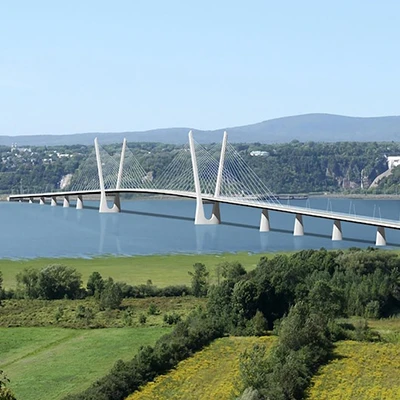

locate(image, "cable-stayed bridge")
(8, 131), (400, 246)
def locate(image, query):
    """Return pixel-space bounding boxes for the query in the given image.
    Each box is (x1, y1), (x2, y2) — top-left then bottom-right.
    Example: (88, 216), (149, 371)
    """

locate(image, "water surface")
(3, 197), (400, 259)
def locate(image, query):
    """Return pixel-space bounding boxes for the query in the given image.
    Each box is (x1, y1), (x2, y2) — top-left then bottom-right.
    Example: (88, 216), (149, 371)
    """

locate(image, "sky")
(1, 0), (400, 135)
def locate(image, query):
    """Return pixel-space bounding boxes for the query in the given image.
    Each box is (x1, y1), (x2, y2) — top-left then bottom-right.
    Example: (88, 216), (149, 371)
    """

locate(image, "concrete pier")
(294, 214), (304, 236)
(332, 220), (343, 241)
(260, 209), (270, 232)
(76, 195), (83, 210)
(63, 196), (70, 208)
(376, 226), (386, 246)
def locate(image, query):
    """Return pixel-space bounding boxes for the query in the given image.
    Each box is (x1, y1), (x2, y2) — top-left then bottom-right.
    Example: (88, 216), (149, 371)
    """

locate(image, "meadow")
(0, 252), (266, 289)
(0, 326), (170, 400)
(2, 250), (400, 400)
(0, 252), (263, 399)
(0, 296), (205, 328)
(126, 336), (275, 400)
(306, 340), (400, 399)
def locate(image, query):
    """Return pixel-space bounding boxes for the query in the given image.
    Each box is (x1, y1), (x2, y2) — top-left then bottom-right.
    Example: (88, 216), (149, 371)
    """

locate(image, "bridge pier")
(99, 194), (121, 213)
(294, 214), (304, 236)
(260, 209), (270, 232)
(76, 195), (83, 210)
(29, 197), (34, 204)
(332, 220), (343, 241)
(113, 193), (121, 211)
(39, 197), (45, 205)
(376, 226), (386, 246)
(194, 200), (220, 224)
(63, 196), (70, 208)
(51, 197), (57, 206)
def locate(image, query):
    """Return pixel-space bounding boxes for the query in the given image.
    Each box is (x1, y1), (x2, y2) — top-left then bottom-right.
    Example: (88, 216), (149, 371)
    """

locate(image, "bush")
(122, 309), (134, 326)
(364, 300), (380, 318)
(163, 312), (181, 325)
(159, 285), (190, 297)
(99, 278), (123, 310)
(236, 387), (262, 400)
(0, 370), (16, 400)
(115, 282), (141, 298)
(147, 303), (159, 315)
(75, 305), (94, 324)
(55, 306), (64, 322)
(352, 319), (380, 342)
(139, 313), (147, 324)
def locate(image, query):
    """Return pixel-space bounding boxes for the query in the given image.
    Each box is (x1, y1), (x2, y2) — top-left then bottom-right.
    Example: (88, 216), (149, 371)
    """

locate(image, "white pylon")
(95, 137), (125, 213)
(189, 130), (227, 225)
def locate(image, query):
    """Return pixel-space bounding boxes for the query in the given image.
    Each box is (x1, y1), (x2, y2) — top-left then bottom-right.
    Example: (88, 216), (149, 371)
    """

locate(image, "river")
(3, 197), (400, 259)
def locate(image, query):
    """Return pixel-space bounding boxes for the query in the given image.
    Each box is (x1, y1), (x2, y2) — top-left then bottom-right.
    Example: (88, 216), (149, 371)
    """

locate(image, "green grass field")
(0, 326), (170, 400)
(0, 252), (270, 289)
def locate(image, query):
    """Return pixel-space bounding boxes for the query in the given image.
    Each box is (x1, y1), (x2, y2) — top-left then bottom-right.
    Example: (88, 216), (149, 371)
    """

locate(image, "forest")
(3, 140), (400, 196)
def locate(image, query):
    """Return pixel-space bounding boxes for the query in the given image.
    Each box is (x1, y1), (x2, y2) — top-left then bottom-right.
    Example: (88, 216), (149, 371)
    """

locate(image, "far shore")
(310, 193), (400, 200)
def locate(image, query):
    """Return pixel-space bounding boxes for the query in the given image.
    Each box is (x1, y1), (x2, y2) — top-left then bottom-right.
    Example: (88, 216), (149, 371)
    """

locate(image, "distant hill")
(2, 113), (400, 146)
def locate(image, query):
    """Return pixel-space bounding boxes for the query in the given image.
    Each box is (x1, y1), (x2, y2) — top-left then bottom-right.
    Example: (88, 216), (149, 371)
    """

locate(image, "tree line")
(4, 140), (400, 195)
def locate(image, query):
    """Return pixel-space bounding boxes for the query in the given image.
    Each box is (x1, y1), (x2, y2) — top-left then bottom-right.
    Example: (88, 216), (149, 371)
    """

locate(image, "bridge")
(8, 131), (400, 246)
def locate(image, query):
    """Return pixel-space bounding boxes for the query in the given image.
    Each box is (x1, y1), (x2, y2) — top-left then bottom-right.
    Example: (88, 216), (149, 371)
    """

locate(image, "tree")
(87, 271), (105, 298)
(38, 264), (82, 299)
(250, 310), (268, 336)
(219, 261), (247, 283)
(308, 280), (343, 319)
(16, 267), (40, 298)
(188, 263), (209, 297)
(232, 279), (258, 322)
(99, 278), (123, 310)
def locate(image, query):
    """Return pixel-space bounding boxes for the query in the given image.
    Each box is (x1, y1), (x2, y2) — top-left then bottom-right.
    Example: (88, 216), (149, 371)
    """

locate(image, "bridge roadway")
(8, 188), (400, 231)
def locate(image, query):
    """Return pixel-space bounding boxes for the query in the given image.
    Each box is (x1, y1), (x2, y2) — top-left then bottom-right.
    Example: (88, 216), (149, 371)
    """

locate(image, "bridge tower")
(188, 130), (227, 225)
(95, 137), (126, 213)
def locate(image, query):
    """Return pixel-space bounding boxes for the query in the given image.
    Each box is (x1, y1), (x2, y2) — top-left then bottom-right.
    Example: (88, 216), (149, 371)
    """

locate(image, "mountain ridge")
(2, 113), (400, 146)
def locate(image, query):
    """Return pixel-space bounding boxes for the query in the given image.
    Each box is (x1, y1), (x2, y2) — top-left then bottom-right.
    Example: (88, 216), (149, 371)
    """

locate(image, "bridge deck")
(8, 189), (400, 230)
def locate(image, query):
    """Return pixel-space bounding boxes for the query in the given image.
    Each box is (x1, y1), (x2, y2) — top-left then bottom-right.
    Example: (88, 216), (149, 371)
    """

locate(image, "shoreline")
(310, 193), (400, 200)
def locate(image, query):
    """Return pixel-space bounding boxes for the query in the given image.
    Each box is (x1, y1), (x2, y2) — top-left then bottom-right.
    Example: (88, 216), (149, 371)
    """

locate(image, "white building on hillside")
(387, 156), (400, 170)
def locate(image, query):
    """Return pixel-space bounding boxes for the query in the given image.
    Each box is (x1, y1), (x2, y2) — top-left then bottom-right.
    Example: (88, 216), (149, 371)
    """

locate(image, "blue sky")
(1, 1), (399, 135)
